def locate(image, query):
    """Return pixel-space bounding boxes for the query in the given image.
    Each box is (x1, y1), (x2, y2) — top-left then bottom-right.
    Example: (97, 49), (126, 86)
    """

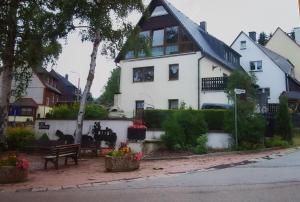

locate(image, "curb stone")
(62, 185), (77, 190)
(77, 184), (93, 189)
(16, 188), (32, 192)
(47, 186), (62, 191)
(32, 187), (47, 192)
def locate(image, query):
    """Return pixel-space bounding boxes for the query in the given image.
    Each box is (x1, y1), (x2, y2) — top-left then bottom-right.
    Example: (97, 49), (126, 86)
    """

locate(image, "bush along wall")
(143, 109), (229, 131)
(46, 104), (109, 120)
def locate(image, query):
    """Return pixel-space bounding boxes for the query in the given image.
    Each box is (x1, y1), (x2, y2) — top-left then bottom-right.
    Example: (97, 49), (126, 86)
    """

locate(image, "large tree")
(98, 67), (120, 107)
(0, 0), (73, 141)
(70, 0), (145, 143)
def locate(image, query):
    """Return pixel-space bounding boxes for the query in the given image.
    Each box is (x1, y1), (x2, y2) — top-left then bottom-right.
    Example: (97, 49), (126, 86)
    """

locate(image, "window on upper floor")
(168, 99), (179, 110)
(133, 66), (154, 82)
(150, 6), (168, 18)
(250, 61), (262, 71)
(169, 64), (179, 80)
(240, 41), (246, 50)
(21, 108), (33, 116)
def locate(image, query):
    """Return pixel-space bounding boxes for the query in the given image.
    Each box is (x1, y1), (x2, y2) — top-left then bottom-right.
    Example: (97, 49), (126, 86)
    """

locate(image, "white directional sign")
(234, 88), (246, 94)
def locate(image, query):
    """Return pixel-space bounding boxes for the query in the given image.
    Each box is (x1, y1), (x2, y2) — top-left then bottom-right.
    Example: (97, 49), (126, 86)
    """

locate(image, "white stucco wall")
(35, 119), (133, 147)
(119, 52), (232, 117)
(10, 73), (45, 104)
(231, 32), (287, 104)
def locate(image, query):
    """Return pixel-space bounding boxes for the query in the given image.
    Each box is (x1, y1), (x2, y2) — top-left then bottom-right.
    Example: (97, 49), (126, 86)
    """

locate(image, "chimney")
(65, 74), (69, 80)
(249, 32), (257, 42)
(200, 21), (207, 32)
(294, 27), (300, 45)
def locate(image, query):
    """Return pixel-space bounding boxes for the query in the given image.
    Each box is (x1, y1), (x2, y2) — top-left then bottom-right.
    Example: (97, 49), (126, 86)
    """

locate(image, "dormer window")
(150, 6), (168, 17)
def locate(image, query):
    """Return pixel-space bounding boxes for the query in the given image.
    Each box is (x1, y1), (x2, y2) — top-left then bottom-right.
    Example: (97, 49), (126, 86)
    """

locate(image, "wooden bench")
(44, 144), (80, 170)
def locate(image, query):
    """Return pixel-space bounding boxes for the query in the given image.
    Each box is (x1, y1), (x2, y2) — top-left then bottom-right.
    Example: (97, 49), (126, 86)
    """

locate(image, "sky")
(51, 0), (299, 98)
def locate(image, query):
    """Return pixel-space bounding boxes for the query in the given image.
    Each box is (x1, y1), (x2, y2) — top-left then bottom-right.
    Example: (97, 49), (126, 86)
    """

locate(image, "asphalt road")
(2, 150), (300, 202)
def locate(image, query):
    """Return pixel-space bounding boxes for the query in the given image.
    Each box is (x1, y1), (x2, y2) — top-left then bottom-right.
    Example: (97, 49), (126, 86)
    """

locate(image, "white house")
(115, 0), (242, 117)
(231, 31), (300, 104)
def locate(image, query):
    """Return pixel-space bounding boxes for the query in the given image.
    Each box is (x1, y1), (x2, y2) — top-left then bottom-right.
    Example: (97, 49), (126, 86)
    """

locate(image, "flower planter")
(105, 156), (140, 172)
(0, 166), (28, 184)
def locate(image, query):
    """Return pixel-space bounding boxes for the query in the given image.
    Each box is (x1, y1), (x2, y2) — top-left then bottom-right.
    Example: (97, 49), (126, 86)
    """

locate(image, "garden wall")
(35, 119), (133, 146)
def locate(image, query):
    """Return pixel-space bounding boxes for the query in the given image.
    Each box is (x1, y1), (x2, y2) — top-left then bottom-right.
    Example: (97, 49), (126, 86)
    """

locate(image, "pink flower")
(133, 152), (143, 161)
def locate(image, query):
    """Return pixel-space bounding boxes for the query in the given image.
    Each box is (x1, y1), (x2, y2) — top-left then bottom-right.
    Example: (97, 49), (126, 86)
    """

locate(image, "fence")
(202, 77), (228, 91)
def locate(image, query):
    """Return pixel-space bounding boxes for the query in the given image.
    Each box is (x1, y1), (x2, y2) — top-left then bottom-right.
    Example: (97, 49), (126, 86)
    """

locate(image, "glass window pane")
(139, 31), (150, 39)
(166, 26), (179, 44)
(151, 6), (168, 17)
(151, 47), (164, 57)
(144, 67), (154, 81)
(166, 45), (179, 55)
(125, 51), (134, 59)
(168, 99), (179, 110)
(169, 64), (179, 80)
(133, 68), (143, 82)
(250, 62), (255, 71)
(152, 29), (164, 46)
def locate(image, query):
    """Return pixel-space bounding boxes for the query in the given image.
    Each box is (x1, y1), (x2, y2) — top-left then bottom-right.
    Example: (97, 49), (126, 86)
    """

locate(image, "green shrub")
(193, 135), (208, 154)
(161, 109), (208, 150)
(143, 109), (228, 131)
(46, 103), (108, 120)
(276, 96), (293, 142)
(6, 127), (36, 150)
(265, 136), (289, 148)
(39, 133), (49, 141)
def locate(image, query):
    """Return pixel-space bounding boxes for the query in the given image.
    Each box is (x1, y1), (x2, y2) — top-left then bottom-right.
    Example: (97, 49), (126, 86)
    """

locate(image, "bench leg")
(55, 159), (59, 169)
(44, 159), (48, 170)
(65, 157), (68, 166)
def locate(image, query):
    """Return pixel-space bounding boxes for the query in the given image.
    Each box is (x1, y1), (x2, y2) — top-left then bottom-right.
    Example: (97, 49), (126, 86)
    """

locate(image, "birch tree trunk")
(0, 0), (18, 142)
(74, 30), (101, 144)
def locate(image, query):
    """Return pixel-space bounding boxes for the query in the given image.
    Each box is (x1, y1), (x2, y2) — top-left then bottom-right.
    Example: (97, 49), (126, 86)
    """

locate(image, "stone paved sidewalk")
(0, 148), (297, 193)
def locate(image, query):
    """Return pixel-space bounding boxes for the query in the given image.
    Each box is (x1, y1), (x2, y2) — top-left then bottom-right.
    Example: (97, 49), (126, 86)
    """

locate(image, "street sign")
(234, 88), (246, 94)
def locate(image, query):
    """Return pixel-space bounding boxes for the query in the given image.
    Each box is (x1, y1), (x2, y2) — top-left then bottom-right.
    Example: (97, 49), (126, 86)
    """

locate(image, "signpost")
(234, 88), (246, 148)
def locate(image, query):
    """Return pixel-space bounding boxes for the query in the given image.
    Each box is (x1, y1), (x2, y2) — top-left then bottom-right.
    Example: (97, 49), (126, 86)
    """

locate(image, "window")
(250, 61), (262, 71)
(21, 108), (33, 116)
(166, 26), (179, 44)
(166, 45), (179, 54)
(133, 66), (154, 82)
(150, 6), (168, 17)
(125, 51), (134, 59)
(258, 88), (270, 98)
(240, 41), (246, 50)
(168, 99), (179, 110)
(135, 100), (144, 118)
(152, 29), (164, 46)
(169, 64), (179, 80)
(151, 47), (164, 57)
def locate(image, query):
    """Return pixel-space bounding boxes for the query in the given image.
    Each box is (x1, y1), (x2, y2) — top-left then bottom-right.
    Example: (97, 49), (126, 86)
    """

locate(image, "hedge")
(143, 109), (229, 131)
(46, 104), (108, 120)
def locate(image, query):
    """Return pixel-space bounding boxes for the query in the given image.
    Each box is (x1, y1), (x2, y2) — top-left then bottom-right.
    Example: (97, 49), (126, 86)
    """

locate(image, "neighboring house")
(50, 70), (80, 104)
(9, 68), (61, 122)
(265, 27), (300, 82)
(231, 31), (300, 105)
(8, 98), (38, 123)
(115, 0), (241, 117)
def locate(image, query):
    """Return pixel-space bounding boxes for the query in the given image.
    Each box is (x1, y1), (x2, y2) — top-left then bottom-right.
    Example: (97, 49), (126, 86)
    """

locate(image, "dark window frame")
(133, 66), (154, 83)
(168, 99), (179, 110)
(169, 64), (179, 81)
(250, 60), (263, 71)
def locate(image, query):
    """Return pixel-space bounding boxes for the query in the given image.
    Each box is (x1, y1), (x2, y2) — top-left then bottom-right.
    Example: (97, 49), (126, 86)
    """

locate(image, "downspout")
(286, 74), (290, 92)
(198, 56), (205, 110)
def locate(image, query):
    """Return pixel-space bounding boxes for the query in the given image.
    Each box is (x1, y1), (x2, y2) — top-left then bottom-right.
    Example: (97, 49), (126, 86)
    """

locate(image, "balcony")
(202, 77), (228, 91)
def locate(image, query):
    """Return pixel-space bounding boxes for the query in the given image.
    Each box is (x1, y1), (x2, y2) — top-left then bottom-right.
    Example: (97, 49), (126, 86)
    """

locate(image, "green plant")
(6, 127), (35, 150)
(193, 135), (208, 154)
(276, 96), (293, 142)
(46, 104), (108, 120)
(265, 136), (289, 148)
(202, 110), (228, 131)
(39, 133), (49, 141)
(161, 109), (208, 150)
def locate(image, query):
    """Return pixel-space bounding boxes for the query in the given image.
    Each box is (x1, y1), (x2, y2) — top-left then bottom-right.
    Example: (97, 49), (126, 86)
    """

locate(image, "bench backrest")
(49, 144), (80, 156)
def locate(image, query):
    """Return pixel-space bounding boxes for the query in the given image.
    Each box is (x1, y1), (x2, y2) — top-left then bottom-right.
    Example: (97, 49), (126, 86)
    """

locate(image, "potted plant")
(105, 143), (143, 172)
(127, 120), (147, 141)
(0, 153), (29, 184)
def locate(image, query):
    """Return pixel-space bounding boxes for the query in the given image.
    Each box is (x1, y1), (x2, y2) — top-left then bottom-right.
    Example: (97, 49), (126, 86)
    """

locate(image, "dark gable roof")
(162, 0), (241, 71)
(116, 0), (241, 71)
(35, 67), (61, 94)
(50, 70), (76, 88)
(13, 98), (38, 108)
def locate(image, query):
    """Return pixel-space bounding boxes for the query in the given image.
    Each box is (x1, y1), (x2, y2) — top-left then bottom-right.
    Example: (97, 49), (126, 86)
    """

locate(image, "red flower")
(133, 152), (143, 161)
(16, 159), (29, 170)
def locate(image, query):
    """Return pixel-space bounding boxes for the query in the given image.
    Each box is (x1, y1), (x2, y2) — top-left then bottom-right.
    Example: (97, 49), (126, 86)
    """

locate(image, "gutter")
(198, 56), (205, 109)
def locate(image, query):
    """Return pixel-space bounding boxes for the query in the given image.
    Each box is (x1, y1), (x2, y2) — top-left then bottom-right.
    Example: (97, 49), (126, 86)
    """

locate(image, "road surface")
(2, 150), (300, 202)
